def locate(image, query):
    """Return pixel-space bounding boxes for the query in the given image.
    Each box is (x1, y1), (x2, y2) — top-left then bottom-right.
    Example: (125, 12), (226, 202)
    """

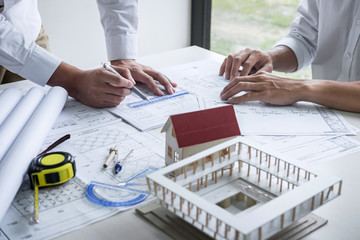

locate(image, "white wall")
(38, 0), (191, 69)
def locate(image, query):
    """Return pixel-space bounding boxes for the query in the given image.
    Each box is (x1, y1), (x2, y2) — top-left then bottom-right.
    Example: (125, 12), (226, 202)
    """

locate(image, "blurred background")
(38, 0), (310, 78)
(211, 0), (311, 78)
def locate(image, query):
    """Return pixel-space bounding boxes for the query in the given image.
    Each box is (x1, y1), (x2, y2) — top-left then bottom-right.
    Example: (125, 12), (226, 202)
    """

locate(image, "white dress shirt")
(275, 0), (360, 82)
(97, 0), (138, 61)
(0, 0), (138, 86)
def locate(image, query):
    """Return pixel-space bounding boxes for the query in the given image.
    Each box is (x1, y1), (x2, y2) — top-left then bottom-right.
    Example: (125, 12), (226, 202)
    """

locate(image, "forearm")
(47, 62), (81, 99)
(301, 80), (360, 112)
(267, 46), (298, 73)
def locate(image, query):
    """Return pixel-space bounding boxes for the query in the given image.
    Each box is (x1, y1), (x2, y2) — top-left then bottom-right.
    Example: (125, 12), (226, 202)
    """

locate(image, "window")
(174, 151), (180, 162)
(168, 145), (172, 158)
(210, 0), (311, 79)
(171, 127), (176, 138)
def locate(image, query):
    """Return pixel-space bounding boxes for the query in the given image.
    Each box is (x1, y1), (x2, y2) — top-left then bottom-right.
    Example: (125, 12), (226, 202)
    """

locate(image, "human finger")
(220, 81), (265, 100)
(132, 70), (165, 96)
(103, 84), (132, 98)
(91, 95), (126, 108)
(111, 66), (136, 84)
(219, 58), (227, 76)
(228, 90), (297, 106)
(240, 52), (261, 76)
(256, 64), (273, 73)
(220, 77), (249, 96)
(230, 54), (248, 80)
(78, 85), (128, 108)
(224, 55), (234, 80)
(91, 76), (132, 98)
(227, 91), (264, 104)
(144, 69), (176, 94)
(101, 95), (126, 107)
(101, 68), (134, 88)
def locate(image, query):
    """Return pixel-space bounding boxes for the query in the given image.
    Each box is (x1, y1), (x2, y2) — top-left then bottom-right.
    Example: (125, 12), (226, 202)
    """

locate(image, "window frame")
(191, 0), (212, 49)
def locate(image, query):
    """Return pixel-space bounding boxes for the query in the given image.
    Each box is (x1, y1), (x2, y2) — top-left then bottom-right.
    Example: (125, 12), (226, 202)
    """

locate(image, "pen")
(102, 62), (151, 102)
(114, 149), (133, 174)
(103, 145), (118, 168)
(37, 134), (70, 156)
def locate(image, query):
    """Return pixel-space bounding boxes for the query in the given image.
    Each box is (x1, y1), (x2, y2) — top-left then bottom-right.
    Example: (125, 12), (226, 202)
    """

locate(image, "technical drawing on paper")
(12, 179), (83, 217)
(316, 105), (354, 133)
(247, 135), (360, 165)
(0, 121), (165, 240)
(49, 99), (121, 136)
(159, 59), (354, 136)
(107, 90), (204, 131)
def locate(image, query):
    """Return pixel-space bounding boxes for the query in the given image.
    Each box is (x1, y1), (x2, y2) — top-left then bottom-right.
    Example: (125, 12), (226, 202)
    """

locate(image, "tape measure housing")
(28, 151), (76, 189)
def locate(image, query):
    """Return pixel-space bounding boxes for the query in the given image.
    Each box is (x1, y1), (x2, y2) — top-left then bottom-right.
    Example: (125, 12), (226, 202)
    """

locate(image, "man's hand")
(111, 59), (177, 96)
(48, 62), (135, 108)
(219, 48), (273, 80)
(220, 71), (306, 105)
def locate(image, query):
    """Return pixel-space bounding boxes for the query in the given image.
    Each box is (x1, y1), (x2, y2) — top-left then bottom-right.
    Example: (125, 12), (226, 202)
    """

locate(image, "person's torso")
(312, 0), (360, 82)
(0, 0), (41, 41)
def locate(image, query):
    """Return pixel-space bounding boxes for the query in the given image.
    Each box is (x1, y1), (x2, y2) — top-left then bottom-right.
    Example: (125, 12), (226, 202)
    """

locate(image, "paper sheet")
(50, 98), (121, 136)
(107, 85), (204, 131)
(247, 135), (360, 165)
(0, 87), (68, 221)
(159, 59), (354, 135)
(0, 120), (165, 240)
(0, 60), (359, 240)
(107, 59), (353, 135)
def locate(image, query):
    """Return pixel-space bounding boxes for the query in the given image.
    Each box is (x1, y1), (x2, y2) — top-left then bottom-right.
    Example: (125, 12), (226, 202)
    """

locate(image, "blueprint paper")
(107, 59), (354, 135)
(159, 59), (354, 136)
(247, 135), (360, 165)
(0, 88), (22, 125)
(0, 59), (359, 240)
(231, 101), (352, 135)
(50, 98), (122, 136)
(0, 87), (68, 221)
(107, 85), (204, 131)
(0, 87), (45, 161)
(0, 119), (165, 240)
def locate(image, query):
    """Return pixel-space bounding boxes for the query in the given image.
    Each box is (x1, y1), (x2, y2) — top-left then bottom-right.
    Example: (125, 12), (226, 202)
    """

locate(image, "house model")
(161, 105), (241, 166)
(147, 115), (342, 239)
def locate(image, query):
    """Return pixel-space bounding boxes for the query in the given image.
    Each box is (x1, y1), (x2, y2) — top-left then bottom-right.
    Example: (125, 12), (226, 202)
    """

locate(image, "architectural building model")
(161, 105), (241, 166)
(147, 107), (342, 240)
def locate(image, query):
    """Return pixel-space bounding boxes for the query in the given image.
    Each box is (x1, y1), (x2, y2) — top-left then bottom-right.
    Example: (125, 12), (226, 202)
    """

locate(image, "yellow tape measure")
(27, 151), (76, 223)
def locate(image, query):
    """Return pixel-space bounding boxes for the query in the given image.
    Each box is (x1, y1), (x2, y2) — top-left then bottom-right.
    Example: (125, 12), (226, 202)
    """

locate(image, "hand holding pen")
(109, 59), (177, 96)
(103, 63), (151, 102)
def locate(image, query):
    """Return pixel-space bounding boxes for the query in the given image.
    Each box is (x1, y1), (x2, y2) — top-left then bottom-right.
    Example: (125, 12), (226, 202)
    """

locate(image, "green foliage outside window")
(211, 0), (311, 79)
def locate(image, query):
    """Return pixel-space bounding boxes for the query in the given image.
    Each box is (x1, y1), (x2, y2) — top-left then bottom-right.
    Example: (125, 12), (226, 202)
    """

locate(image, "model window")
(171, 127), (176, 138)
(168, 145), (172, 158)
(174, 151), (180, 162)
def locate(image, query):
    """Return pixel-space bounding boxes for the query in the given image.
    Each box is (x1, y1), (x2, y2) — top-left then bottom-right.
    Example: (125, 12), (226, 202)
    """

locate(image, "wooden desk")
(46, 46), (360, 239)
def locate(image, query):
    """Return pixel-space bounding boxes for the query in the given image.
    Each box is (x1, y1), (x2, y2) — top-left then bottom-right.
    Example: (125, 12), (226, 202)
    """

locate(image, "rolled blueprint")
(0, 88), (23, 125)
(0, 87), (45, 162)
(0, 86), (68, 221)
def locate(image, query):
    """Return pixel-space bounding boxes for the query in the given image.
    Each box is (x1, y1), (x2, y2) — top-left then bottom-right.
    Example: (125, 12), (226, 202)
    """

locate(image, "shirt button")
(357, 19), (360, 24)
(346, 52), (352, 58)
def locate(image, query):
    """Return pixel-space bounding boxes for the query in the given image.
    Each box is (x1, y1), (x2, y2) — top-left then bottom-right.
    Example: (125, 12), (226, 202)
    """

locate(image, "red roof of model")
(163, 105), (241, 148)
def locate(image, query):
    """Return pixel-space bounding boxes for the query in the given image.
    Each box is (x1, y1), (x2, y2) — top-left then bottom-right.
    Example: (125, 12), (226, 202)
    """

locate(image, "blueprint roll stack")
(0, 87), (23, 125)
(0, 86), (68, 221)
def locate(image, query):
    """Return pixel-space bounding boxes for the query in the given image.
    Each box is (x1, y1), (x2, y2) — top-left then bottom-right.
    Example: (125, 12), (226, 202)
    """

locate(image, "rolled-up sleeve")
(97, 0), (138, 61)
(0, 15), (61, 86)
(274, 0), (319, 71)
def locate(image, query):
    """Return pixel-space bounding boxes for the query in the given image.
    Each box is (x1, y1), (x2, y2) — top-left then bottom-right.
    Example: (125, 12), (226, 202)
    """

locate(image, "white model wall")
(38, 0), (191, 69)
